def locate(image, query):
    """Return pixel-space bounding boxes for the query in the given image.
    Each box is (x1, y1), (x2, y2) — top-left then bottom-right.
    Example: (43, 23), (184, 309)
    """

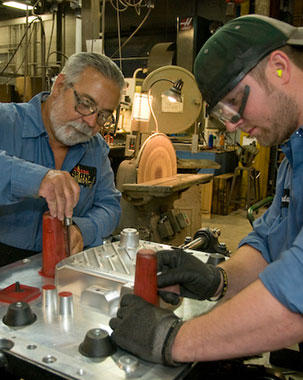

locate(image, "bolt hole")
(42, 355), (57, 364)
(27, 344), (37, 350)
(77, 369), (86, 376)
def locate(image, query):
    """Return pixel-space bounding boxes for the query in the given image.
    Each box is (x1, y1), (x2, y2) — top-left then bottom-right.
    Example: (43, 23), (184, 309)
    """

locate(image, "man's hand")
(70, 224), (83, 254)
(109, 294), (183, 366)
(157, 249), (222, 304)
(38, 170), (80, 221)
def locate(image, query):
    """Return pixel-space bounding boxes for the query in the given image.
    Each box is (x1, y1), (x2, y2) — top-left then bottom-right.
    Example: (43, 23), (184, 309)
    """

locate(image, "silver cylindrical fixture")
(58, 291), (73, 316)
(42, 284), (57, 311)
(119, 228), (139, 249)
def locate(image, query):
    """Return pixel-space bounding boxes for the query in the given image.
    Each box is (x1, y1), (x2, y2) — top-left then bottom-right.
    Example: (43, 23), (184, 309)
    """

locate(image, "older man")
(0, 52), (124, 265)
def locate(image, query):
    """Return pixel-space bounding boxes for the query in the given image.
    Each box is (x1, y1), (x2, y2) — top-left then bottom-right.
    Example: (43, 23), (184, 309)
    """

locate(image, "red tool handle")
(134, 249), (159, 306)
(41, 211), (67, 278)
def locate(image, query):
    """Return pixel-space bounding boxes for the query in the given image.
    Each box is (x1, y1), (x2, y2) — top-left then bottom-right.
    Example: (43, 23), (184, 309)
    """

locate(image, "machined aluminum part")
(55, 240), (174, 317)
(0, 240), (212, 380)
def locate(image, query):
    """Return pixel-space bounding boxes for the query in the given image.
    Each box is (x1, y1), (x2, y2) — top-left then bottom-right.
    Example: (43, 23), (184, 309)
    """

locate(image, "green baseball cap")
(194, 14), (303, 112)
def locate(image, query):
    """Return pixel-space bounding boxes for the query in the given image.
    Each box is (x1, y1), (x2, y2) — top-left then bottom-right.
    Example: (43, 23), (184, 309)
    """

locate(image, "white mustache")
(68, 121), (93, 137)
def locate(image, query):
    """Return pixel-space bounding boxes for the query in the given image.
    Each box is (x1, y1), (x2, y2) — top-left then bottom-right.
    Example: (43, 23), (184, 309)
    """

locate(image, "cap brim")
(287, 28), (303, 45)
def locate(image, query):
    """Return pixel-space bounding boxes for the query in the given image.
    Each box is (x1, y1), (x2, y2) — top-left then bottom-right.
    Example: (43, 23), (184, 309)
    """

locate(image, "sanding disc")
(137, 133), (177, 183)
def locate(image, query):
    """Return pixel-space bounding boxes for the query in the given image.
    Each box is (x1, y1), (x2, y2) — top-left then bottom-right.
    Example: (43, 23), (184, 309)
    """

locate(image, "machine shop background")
(0, 0), (302, 379)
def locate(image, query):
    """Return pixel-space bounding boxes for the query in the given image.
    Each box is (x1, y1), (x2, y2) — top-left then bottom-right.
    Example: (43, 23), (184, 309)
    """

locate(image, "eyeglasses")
(210, 84), (250, 124)
(71, 85), (115, 126)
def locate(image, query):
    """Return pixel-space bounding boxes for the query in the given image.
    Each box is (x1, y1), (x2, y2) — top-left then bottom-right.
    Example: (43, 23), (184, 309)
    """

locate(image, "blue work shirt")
(0, 92), (121, 252)
(239, 128), (303, 313)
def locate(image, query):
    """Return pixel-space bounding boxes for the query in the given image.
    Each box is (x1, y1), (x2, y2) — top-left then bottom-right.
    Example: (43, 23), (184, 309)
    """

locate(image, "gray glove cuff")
(162, 319), (184, 367)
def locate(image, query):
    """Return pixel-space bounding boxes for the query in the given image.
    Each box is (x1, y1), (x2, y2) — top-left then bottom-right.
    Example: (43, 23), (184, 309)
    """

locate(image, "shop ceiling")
(0, 0), (225, 78)
(0, 3), (28, 20)
(0, 0), (223, 26)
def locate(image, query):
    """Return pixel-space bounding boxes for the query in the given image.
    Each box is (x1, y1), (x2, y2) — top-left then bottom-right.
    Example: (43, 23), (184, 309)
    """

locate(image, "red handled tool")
(134, 249), (159, 306)
(40, 211), (67, 278)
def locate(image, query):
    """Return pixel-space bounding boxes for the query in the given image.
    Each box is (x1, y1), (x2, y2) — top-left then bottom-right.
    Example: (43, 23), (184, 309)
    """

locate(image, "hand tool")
(134, 249), (159, 306)
(64, 217), (73, 257)
(41, 211), (66, 278)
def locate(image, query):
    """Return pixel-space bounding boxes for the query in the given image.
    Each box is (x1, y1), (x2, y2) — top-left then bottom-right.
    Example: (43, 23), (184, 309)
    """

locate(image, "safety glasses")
(210, 84), (250, 124)
(71, 84), (114, 126)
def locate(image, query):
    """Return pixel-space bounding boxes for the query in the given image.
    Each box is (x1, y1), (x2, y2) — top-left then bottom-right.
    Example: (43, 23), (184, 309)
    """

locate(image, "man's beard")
(49, 95), (93, 146)
(257, 88), (299, 147)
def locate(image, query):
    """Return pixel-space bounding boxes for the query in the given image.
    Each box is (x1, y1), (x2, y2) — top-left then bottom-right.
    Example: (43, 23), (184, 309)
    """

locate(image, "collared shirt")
(239, 128), (303, 313)
(0, 92), (121, 252)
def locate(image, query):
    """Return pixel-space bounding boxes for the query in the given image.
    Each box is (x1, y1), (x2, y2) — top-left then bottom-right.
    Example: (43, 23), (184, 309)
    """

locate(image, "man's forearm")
(0, 150), (49, 203)
(219, 244), (268, 299)
(172, 279), (303, 362)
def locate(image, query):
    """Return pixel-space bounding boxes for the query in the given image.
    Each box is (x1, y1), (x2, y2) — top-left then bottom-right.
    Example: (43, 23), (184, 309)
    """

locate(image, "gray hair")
(60, 52), (125, 91)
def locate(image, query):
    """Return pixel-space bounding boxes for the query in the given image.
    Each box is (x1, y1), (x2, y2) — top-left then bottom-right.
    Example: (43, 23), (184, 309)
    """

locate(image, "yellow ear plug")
(277, 69), (283, 77)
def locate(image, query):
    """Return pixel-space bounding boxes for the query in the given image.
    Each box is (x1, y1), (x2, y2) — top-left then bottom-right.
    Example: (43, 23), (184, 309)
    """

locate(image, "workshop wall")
(0, 0), (230, 90)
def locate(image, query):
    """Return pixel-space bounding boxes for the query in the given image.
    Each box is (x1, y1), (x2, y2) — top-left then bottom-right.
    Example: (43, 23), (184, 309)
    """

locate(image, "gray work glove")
(109, 294), (183, 366)
(157, 248), (221, 305)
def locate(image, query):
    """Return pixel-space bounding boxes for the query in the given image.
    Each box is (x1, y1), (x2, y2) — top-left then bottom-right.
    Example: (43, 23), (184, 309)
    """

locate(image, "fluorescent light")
(3, 1), (33, 10)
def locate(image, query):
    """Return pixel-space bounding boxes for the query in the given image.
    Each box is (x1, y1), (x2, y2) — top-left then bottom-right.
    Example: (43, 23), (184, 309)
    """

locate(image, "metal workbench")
(0, 239), (302, 380)
(0, 240), (206, 380)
